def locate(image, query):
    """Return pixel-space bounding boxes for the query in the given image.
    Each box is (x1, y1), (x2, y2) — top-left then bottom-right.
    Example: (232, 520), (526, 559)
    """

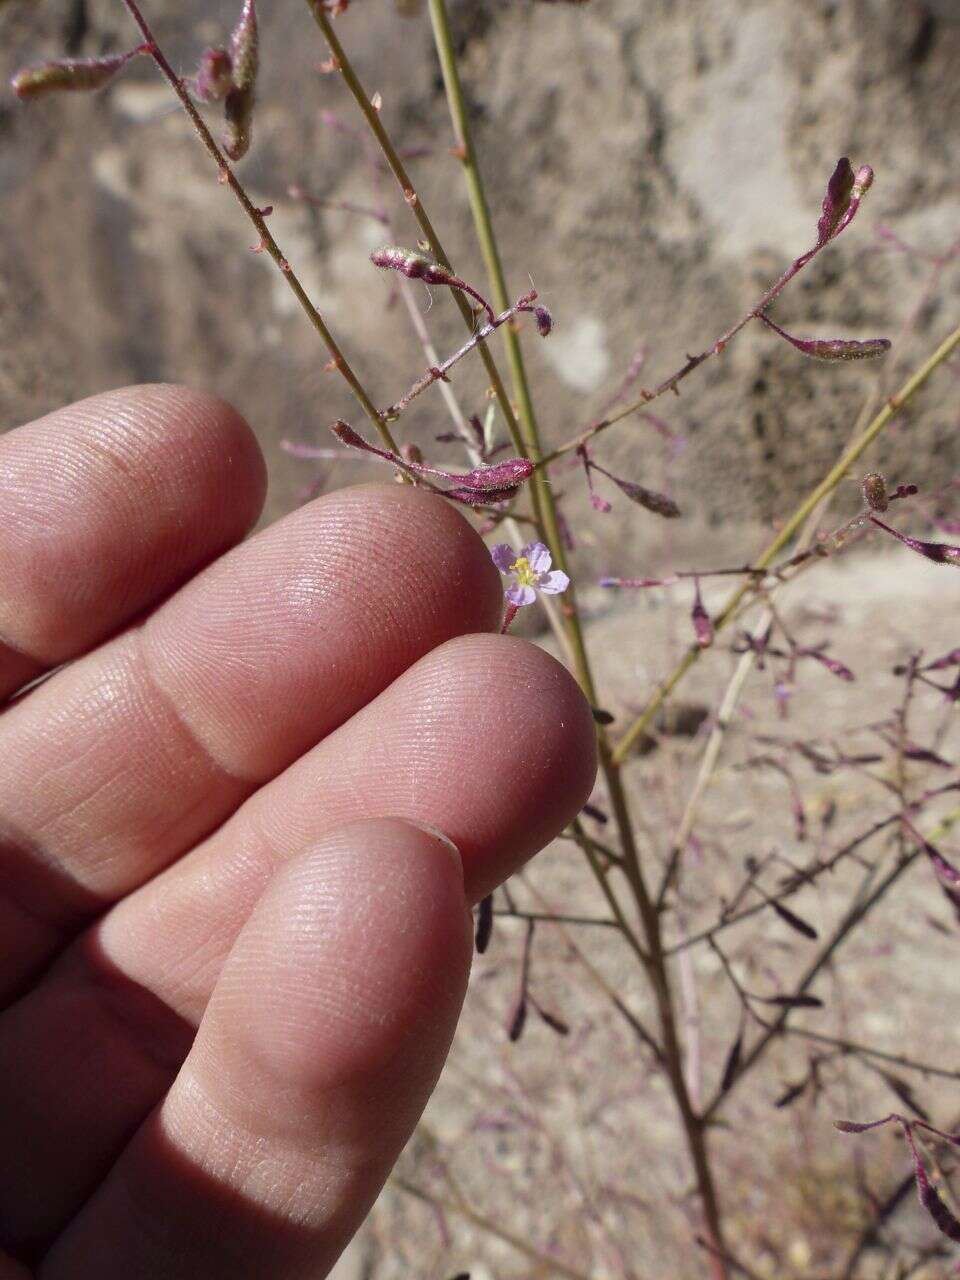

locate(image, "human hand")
(0, 385), (596, 1278)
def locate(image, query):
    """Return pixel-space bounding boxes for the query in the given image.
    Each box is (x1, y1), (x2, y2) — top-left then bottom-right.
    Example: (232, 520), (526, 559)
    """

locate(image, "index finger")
(0, 384), (267, 699)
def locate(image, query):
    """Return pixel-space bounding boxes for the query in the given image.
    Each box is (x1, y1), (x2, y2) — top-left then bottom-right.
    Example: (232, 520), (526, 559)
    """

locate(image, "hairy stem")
(425, 3), (728, 1260)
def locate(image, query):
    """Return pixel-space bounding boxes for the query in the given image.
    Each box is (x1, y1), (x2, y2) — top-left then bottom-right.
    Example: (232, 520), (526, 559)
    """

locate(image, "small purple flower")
(491, 542), (570, 606)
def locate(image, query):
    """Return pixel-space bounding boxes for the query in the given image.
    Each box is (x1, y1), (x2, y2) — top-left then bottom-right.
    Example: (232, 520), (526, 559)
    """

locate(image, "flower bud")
(861, 472), (888, 512)
(534, 305), (553, 337)
(195, 47), (233, 102)
(691, 580), (713, 649)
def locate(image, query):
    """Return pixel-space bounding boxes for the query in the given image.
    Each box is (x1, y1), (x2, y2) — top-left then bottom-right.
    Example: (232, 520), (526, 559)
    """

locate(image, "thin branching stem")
(614, 321), (960, 764)
(120, 0), (401, 456)
(702, 803), (960, 1121)
(394, 1178), (598, 1280)
(780, 1026), (960, 1082)
(302, 0), (529, 464)
(424, 0), (605, 714)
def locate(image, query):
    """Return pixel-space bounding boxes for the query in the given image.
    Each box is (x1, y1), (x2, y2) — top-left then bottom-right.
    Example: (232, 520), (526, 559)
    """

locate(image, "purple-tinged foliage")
(11, 47), (148, 98)
(798, 648), (856, 682)
(925, 647), (960, 671)
(837, 1116), (960, 1246)
(870, 515), (960, 565)
(911, 825), (960, 923)
(601, 472), (680, 518)
(816, 158), (857, 246)
(816, 158), (875, 248)
(757, 313), (890, 362)
(330, 420), (535, 505)
(534, 305), (553, 337)
(576, 446), (680, 518)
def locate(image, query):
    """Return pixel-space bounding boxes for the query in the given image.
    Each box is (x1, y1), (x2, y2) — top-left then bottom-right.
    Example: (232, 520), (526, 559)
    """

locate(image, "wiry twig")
(613, 322), (960, 764)
(119, 0), (401, 456)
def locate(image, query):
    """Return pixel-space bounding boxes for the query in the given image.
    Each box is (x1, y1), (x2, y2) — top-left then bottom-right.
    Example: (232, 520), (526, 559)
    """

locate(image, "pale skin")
(0, 385), (598, 1278)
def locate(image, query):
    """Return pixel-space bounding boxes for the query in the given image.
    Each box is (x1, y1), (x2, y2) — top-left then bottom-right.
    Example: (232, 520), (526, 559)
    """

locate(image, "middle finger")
(0, 484), (502, 1000)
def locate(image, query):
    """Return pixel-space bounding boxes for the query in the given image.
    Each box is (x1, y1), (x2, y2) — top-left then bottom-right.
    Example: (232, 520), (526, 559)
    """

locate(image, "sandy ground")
(2, 1), (960, 1275)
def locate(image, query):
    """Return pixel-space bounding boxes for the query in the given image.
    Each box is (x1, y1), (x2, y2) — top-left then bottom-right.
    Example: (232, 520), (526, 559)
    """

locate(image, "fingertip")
(203, 816), (473, 1100)
(343, 482), (506, 636)
(0, 384), (267, 673)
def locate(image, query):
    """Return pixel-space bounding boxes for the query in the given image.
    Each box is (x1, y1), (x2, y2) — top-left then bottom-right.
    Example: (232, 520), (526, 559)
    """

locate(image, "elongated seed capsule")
(223, 0), (258, 160)
(11, 48), (144, 99)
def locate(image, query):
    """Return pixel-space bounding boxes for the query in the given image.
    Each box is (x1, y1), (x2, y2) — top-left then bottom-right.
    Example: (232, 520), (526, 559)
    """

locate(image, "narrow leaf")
(775, 1079), (808, 1109)
(508, 996), (528, 1042)
(719, 1033), (743, 1094)
(474, 894), (494, 955)
(770, 899), (819, 940)
(870, 515), (960, 567)
(760, 993), (824, 1009)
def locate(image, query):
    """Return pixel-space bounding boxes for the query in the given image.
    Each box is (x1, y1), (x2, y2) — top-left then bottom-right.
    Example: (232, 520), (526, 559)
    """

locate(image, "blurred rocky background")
(2, 0), (958, 545)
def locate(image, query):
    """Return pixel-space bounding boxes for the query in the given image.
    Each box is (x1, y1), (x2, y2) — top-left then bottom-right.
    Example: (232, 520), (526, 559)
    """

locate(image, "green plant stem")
(613, 320), (960, 765)
(424, 3), (727, 1265)
(303, 2), (529, 465)
(423, 0), (600, 695)
(121, 0), (401, 456)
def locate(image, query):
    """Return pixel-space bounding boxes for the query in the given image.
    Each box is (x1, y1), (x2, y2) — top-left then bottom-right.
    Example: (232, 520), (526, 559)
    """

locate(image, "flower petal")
(522, 541), (552, 573)
(505, 582), (537, 607)
(537, 570), (570, 595)
(490, 543), (515, 573)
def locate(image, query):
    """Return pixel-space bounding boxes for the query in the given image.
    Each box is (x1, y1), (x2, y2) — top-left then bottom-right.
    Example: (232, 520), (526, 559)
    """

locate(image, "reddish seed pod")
(462, 457), (534, 491)
(534, 305), (553, 337)
(230, 0), (258, 92)
(223, 0), (258, 160)
(861, 472), (888, 512)
(11, 49), (144, 99)
(370, 245), (462, 288)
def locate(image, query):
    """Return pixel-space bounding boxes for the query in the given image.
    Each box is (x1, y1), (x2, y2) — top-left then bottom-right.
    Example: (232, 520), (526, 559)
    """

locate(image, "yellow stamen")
(510, 555), (537, 587)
